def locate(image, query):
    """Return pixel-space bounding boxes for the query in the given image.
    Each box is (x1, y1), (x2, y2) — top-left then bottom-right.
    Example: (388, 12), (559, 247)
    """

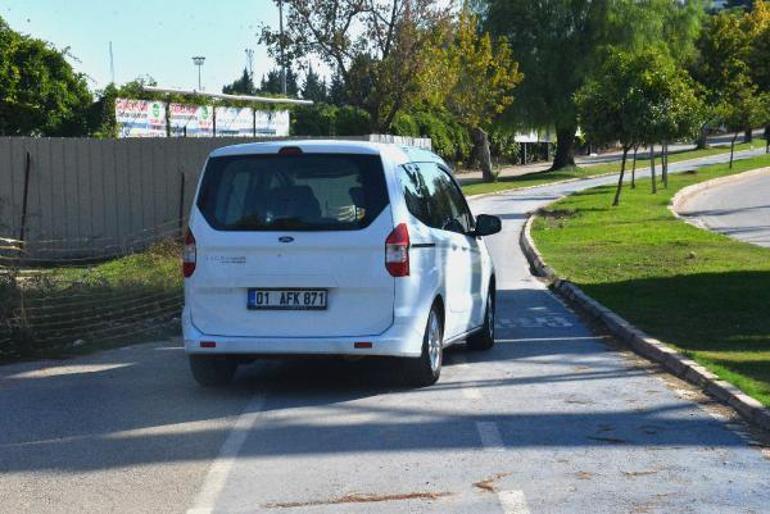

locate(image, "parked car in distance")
(182, 140), (502, 387)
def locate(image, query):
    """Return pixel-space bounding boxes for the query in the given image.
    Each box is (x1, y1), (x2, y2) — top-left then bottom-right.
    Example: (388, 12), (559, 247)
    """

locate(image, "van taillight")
(183, 229), (196, 278)
(385, 223), (410, 277)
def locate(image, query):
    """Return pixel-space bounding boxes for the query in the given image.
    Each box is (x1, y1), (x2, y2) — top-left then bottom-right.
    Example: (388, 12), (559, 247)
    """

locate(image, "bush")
(292, 104), (336, 136)
(489, 126), (521, 165)
(292, 103), (372, 136)
(335, 106), (371, 135)
(392, 108), (472, 163)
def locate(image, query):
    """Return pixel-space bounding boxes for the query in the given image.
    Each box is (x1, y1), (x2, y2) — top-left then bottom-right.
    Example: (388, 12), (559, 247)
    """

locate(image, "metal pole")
(178, 172), (186, 238)
(19, 152), (31, 244)
(279, 0), (287, 95)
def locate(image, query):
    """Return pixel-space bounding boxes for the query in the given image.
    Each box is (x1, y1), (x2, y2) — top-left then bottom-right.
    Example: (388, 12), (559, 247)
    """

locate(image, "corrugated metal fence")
(0, 135), (431, 259)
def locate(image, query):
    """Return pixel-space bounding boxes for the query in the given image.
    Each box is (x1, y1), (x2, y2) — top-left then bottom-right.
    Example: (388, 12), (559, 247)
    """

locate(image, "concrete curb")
(669, 166), (770, 226)
(520, 215), (770, 431)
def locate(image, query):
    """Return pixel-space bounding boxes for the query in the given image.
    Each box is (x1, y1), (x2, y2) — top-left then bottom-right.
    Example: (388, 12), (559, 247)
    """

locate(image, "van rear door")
(187, 152), (395, 338)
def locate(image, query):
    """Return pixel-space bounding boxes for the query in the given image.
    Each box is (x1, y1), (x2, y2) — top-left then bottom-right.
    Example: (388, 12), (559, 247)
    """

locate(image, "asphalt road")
(1, 147), (769, 514)
(677, 167), (770, 248)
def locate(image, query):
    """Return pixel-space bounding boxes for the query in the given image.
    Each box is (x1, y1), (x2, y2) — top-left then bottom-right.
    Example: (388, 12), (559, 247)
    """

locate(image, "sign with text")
(169, 103), (214, 137)
(255, 110), (290, 137)
(214, 107), (253, 137)
(115, 98), (167, 138)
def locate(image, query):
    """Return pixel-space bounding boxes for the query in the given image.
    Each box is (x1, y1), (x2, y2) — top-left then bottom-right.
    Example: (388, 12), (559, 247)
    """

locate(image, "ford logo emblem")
(278, 236), (294, 243)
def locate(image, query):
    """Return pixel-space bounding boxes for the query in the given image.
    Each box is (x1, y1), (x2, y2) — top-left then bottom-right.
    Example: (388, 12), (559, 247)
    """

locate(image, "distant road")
(677, 168), (770, 248)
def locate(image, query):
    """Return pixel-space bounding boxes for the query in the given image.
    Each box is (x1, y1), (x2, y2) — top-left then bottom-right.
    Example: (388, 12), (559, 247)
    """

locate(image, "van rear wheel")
(189, 355), (237, 387)
(403, 305), (443, 387)
(467, 288), (495, 351)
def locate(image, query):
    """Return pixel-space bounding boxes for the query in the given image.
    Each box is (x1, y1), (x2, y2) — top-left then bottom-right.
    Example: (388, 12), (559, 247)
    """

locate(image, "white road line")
(463, 386), (483, 400)
(497, 490), (531, 514)
(475, 421), (504, 451)
(187, 394), (266, 514)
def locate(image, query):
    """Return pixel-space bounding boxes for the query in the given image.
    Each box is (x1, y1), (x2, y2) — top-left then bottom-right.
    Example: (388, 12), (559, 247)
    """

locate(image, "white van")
(182, 140), (501, 387)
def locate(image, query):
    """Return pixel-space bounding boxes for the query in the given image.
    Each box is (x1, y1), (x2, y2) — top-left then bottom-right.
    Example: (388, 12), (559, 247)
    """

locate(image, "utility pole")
(109, 41), (115, 84)
(245, 48), (254, 82)
(192, 56), (206, 91)
(279, 0), (287, 95)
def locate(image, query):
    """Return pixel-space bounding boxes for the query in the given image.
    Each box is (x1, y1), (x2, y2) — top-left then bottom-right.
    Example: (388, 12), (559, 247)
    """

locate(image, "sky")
(1, 0), (290, 93)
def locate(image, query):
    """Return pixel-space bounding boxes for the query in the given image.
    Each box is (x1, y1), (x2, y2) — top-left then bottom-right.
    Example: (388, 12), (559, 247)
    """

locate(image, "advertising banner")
(214, 107), (254, 137)
(169, 103), (214, 137)
(255, 110), (290, 137)
(115, 98), (167, 137)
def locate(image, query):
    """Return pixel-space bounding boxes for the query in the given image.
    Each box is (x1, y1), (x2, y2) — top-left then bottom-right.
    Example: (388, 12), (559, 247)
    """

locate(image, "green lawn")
(461, 140), (763, 197)
(531, 153), (770, 406)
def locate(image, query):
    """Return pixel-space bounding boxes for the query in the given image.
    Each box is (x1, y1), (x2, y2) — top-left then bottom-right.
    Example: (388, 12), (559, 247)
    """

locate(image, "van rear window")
(196, 153), (388, 231)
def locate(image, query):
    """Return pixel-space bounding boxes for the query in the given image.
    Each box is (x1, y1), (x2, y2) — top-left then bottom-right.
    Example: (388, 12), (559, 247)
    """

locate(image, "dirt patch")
(622, 469), (659, 478)
(537, 208), (576, 220)
(263, 491), (453, 509)
(473, 472), (511, 493)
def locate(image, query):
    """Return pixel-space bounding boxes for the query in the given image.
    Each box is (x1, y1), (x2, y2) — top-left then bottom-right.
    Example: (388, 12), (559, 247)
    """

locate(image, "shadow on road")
(0, 287), (754, 474)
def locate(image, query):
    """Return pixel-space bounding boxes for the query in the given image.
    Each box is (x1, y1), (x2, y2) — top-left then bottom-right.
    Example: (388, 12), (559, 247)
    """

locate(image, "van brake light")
(183, 228), (196, 278)
(385, 223), (410, 277)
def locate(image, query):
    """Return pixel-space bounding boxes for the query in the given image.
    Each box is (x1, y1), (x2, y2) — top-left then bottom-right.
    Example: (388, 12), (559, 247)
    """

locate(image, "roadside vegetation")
(460, 140), (763, 196)
(0, 241), (181, 362)
(531, 154), (770, 406)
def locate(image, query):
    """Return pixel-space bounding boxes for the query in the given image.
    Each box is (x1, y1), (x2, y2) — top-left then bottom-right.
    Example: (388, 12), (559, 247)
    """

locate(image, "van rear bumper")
(182, 305), (424, 358)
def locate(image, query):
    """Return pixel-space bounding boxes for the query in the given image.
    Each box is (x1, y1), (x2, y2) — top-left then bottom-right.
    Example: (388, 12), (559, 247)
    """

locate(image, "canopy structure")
(142, 86), (313, 106)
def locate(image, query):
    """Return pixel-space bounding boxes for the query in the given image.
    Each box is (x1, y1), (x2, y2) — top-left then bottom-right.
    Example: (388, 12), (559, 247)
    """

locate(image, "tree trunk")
(551, 124), (576, 170)
(650, 144), (657, 194)
(730, 133), (738, 169)
(765, 125), (769, 154)
(744, 127), (753, 143)
(473, 127), (495, 182)
(631, 145), (638, 189)
(612, 148), (629, 207)
(696, 125), (708, 150)
(662, 141), (668, 189)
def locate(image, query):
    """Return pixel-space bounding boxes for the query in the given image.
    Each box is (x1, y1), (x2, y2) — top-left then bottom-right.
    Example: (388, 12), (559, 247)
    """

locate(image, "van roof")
(208, 139), (446, 167)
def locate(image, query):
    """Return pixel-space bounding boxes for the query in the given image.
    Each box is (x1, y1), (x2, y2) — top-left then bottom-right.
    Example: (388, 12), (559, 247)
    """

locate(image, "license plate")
(247, 288), (328, 310)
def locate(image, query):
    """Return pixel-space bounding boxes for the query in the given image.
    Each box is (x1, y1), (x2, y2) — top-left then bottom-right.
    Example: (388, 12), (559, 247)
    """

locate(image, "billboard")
(115, 98), (167, 137)
(169, 103), (214, 137)
(214, 107), (254, 137)
(255, 110), (290, 137)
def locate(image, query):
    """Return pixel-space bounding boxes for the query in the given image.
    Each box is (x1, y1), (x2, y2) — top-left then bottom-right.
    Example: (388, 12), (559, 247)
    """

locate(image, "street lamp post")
(278, 0), (287, 95)
(192, 56), (206, 91)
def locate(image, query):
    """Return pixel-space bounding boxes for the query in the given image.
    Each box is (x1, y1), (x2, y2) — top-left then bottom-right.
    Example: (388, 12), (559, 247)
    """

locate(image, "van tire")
(403, 304), (443, 387)
(189, 355), (237, 387)
(467, 288), (495, 351)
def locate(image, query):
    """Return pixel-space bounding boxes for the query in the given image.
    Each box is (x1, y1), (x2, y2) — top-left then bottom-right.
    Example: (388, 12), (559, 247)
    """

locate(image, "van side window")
(397, 162), (474, 234)
(397, 164), (437, 228)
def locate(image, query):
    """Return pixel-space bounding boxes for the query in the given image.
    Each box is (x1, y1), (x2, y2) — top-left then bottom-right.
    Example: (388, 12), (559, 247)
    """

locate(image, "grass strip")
(461, 141), (763, 197)
(531, 153), (770, 406)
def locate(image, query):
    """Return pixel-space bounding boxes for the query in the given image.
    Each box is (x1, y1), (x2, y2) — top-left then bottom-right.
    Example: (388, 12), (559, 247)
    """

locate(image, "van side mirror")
(474, 214), (502, 237)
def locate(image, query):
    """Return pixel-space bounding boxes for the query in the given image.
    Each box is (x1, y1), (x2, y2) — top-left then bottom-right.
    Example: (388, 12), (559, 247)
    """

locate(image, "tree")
(717, 73), (768, 167)
(223, 67), (256, 95)
(259, 0), (452, 131)
(576, 47), (703, 205)
(0, 16), (92, 136)
(301, 65), (327, 102)
(692, 9), (754, 144)
(576, 49), (646, 206)
(328, 72), (347, 106)
(747, 1), (770, 149)
(259, 68), (299, 97)
(483, 0), (704, 170)
(421, 12), (522, 181)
